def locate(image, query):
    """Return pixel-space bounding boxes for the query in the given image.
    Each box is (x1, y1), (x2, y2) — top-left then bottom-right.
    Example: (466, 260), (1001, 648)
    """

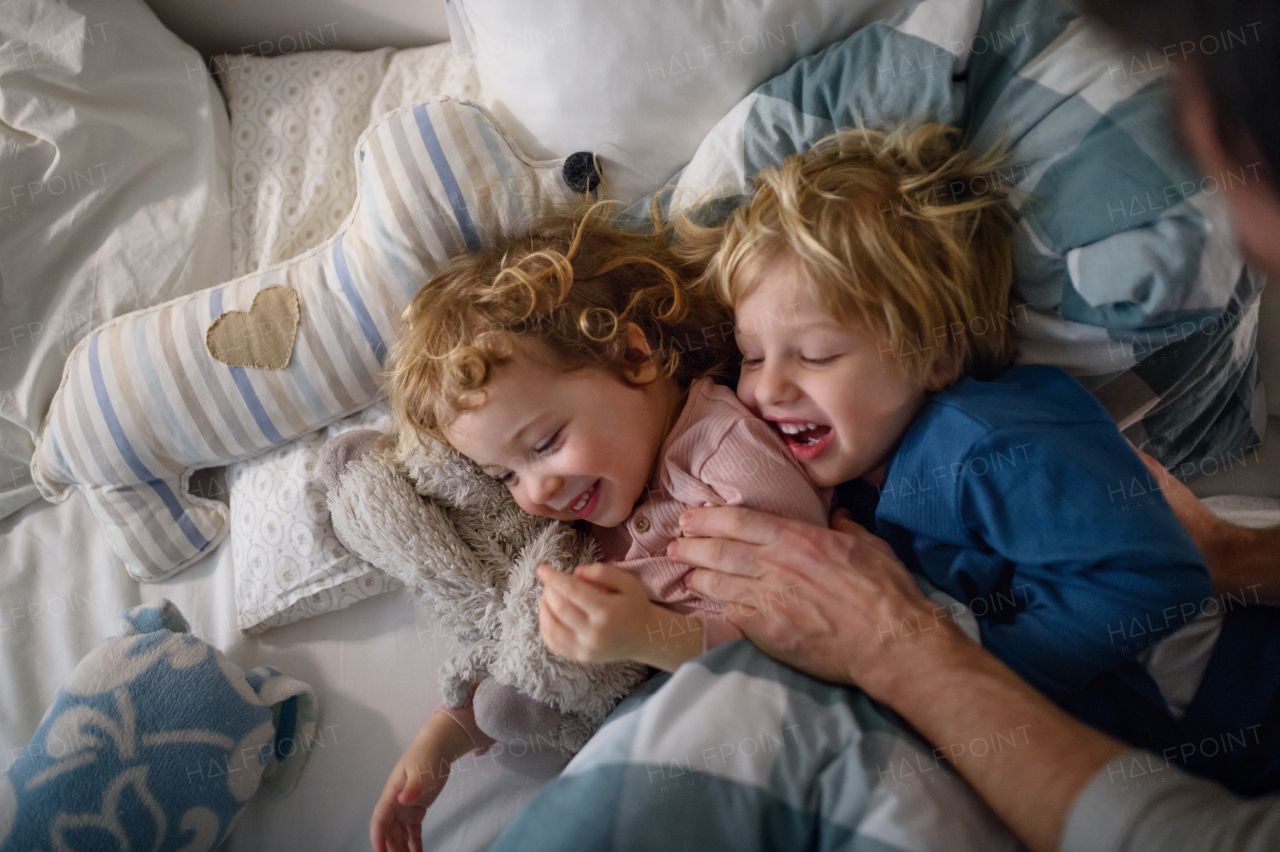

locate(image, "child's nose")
(526, 473), (564, 507)
(759, 362), (799, 405)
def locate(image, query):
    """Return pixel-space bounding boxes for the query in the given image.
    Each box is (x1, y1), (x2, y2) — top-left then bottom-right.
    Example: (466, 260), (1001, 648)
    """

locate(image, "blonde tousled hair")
(388, 202), (734, 442)
(689, 124), (1017, 386)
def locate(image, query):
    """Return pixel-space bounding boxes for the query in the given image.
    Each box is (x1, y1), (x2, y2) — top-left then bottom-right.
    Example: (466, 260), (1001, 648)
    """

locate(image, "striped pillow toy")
(30, 99), (580, 581)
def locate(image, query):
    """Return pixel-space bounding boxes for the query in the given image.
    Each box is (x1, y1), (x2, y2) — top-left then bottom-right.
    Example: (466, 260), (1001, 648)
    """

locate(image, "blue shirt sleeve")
(954, 422), (1212, 701)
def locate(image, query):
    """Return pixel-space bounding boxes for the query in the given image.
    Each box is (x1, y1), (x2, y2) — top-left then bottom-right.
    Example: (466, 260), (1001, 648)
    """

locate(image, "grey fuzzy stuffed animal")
(320, 428), (649, 754)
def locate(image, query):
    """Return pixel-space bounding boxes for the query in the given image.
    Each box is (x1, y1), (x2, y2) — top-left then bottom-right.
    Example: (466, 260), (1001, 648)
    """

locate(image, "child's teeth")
(573, 486), (592, 511)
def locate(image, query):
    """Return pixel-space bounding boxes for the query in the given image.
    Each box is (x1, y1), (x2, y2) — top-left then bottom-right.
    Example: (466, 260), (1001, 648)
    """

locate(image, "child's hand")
(370, 712), (472, 852)
(536, 562), (659, 664)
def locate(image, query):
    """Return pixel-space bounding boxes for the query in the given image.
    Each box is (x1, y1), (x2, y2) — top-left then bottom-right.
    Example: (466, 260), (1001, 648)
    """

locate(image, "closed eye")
(535, 429), (562, 455)
(801, 355), (841, 365)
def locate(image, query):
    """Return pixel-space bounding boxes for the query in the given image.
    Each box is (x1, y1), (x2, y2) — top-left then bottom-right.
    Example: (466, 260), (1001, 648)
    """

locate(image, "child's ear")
(621, 323), (661, 384)
(925, 358), (961, 392)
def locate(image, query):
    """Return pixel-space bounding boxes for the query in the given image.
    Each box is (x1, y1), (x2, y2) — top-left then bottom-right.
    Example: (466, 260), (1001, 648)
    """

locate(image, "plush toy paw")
(473, 677), (569, 746)
(319, 429), (386, 494)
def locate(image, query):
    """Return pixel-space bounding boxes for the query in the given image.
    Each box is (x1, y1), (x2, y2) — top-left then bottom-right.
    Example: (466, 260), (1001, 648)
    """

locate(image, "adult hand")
(673, 505), (967, 700)
(1129, 443), (1280, 605)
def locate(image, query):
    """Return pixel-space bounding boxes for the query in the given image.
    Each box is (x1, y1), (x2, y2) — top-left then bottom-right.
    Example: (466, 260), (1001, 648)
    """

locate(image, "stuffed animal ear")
(319, 429), (389, 495)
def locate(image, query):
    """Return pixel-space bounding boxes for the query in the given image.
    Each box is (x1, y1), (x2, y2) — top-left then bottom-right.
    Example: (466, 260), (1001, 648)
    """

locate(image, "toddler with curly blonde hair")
(370, 202), (829, 851)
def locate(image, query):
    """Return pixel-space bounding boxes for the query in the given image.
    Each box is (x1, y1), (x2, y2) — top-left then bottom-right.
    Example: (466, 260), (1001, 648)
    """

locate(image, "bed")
(2, 0), (1278, 849)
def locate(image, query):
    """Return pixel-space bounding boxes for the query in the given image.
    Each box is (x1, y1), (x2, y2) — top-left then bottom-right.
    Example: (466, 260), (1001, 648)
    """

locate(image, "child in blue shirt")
(694, 123), (1279, 795)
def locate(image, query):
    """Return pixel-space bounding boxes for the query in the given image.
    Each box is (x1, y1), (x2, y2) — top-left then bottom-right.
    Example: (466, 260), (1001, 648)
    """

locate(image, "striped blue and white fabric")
(491, 640), (1018, 852)
(651, 0), (1264, 476)
(30, 99), (577, 581)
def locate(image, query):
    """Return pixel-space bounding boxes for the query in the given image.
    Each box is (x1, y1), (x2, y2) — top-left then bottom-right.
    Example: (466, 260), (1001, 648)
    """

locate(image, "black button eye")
(563, 152), (601, 194)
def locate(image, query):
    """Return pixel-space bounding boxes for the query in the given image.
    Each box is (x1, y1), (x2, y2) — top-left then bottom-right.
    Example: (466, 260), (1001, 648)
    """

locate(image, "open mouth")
(776, 421), (830, 446)
(570, 480), (601, 519)
(771, 420), (834, 462)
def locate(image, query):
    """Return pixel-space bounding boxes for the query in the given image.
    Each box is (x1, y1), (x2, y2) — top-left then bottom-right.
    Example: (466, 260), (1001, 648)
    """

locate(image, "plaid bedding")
(490, 640), (1018, 852)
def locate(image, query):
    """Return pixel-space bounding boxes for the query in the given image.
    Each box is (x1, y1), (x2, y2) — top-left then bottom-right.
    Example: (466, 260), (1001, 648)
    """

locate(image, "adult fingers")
(685, 566), (767, 606)
(667, 534), (765, 576)
(676, 505), (790, 545)
(829, 514), (897, 559)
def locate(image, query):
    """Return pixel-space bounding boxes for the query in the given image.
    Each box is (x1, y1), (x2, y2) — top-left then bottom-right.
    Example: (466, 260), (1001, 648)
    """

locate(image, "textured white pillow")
(216, 44), (479, 632)
(372, 44), (481, 121)
(216, 48), (395, 276)
(0, 0), (231, 521)
(450, 0), (904, 202)
(217, 45), (482, 278)
(226, 402), (401, 635)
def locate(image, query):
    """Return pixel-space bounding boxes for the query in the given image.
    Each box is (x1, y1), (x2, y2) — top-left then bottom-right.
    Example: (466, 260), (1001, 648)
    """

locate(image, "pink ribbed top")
(442, 376), (830, 751)
(594, 375), (832, 647)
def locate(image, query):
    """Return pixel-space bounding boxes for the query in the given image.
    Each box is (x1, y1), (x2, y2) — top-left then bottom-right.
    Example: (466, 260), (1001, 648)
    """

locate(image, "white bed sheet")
(0, 487), (565, 851)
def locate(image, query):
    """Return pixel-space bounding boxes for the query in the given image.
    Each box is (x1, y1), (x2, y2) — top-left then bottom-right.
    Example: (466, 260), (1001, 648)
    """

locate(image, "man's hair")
(388, 202), (734, 443)
(697, 124), (1016, 386)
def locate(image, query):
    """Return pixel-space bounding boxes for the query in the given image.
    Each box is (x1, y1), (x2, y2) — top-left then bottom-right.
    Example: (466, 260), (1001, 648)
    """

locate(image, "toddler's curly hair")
(389, 202), (735, 442)
(688, 124), (1017, 386)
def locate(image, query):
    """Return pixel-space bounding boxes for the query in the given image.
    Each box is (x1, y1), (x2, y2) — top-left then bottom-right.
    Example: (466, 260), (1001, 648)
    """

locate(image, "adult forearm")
(1209, 524), (1280, 605)
(875, 627), (1126, 852)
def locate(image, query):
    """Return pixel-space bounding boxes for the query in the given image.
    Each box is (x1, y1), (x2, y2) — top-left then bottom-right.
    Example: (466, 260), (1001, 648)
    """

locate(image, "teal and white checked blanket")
(491, 641), (1017, 852)
(646, 0), (1265, 477)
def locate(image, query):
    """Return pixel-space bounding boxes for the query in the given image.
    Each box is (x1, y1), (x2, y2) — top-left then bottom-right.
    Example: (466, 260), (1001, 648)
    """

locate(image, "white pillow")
(217, 48), (396, 277)
(217, 45), (481, 280)
(450, 0), (905, 202)
(0, 0), (232, 521)
(226, 402), (401, 635)
(372, 44), (481, 122)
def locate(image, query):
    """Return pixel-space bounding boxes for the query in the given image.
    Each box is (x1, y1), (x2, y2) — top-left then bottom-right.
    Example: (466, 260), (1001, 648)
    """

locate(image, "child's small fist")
(538, 562), (653, 663)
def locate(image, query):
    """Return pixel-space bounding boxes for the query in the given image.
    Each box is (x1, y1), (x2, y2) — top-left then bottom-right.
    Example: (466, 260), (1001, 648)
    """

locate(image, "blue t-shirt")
(870, 364), (1211, 706)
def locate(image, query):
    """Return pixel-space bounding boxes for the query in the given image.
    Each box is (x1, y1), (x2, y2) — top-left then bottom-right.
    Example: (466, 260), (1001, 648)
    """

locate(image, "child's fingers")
(372, 774), (406, 851)
(571, 561), (625, 591)
(543, 578), (593, 629)
(554, 572), (617, 613)
(542, 562), (619, 598)
(370, 805), (397, 852)
(542, 568), (596, 621)
(370, 804), (386, 852)
(540, 597), (579, 656)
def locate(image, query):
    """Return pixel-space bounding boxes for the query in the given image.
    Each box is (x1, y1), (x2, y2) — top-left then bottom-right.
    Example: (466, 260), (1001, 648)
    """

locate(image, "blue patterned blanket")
(0, 600), (317, 851)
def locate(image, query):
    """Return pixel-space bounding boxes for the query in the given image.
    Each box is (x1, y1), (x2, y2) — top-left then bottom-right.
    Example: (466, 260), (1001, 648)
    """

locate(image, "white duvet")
(0, 0), (232, 521)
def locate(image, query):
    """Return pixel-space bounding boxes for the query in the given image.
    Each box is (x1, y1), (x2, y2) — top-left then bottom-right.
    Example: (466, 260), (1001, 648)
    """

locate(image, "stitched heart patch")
(206, 285), (301, 370)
